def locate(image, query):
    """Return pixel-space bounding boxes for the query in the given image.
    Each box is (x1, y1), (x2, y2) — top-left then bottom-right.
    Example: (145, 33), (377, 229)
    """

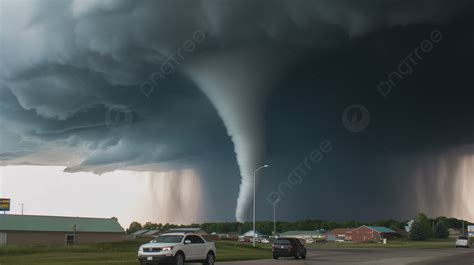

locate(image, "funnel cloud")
(184, 48), (291, 221)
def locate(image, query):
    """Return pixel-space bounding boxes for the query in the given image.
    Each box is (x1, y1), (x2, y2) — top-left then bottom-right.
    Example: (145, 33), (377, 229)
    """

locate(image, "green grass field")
(1, 238), (470, 265)
(0, 240), (271, 265)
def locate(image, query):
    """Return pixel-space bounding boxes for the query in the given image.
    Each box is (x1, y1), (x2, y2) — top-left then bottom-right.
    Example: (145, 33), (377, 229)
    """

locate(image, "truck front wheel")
(203, 252), (215, 265)
(175, 252), (185, 265)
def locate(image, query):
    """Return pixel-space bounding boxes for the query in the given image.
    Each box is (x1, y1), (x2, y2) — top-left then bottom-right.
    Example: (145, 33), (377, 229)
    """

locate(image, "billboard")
(468, 225), (474, 237)
(0, 198), (10, 211)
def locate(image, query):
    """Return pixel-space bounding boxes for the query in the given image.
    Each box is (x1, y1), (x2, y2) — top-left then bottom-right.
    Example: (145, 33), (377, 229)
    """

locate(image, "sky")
(0, 0), (473, 227)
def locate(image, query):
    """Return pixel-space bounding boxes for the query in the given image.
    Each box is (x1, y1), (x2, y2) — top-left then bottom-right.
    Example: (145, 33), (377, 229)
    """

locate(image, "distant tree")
(389, 223), (400, 232)
(143, 222), (159, 230)
(344, 219), (362, 228)
(409, 220), (426, 241)
(122, 217), (473, 238)
(127, 221), (143, 234)
(416, 213), (433, 238)
(434, 220), (449, 239)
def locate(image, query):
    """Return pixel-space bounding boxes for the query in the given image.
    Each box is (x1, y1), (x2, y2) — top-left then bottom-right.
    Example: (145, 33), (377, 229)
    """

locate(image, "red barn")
(351, 226), (398, 241)
(325, 228), (353, 242)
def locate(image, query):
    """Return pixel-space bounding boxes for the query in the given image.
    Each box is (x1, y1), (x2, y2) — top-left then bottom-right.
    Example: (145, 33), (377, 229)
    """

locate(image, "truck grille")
(143, 248), (162, 252)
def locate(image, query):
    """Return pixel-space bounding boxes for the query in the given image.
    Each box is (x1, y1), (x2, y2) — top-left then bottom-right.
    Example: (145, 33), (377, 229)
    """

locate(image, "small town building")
(131, 229), (149, 237)
(395, 228), (409, 238)
(325, 228), (353, 242)
(210, 232), (239, 240)
(241, 230), (264, 241)
(279, 230), (325, 240)
(227, 232), (240, 240)
(448, 228), (463, 239)
(139, 230), (161, 238)
(0, 214), (125, 246)
(164, 228), (208, 235)
(404, 219), (415, 233)
(351, 226), (398, 241)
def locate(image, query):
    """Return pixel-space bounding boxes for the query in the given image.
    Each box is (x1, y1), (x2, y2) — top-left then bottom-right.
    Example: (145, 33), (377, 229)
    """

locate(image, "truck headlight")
(162, 247), (174, 252)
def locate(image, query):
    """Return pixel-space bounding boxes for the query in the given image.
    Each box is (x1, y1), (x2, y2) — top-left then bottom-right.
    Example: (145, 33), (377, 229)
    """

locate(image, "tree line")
(127, 213), (472, 239)
(408, 213), (469, 240)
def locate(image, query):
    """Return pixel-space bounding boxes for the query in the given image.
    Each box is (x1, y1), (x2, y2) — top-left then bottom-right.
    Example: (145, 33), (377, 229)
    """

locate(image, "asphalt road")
(219, 248), (474, 265)
(411, 250), (474, 265)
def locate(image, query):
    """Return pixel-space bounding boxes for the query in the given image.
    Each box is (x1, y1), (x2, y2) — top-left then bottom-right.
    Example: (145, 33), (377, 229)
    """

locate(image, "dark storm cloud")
(1, 0), (473, 221)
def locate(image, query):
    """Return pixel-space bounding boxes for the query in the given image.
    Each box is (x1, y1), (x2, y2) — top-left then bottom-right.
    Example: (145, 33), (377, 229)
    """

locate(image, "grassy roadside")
(0, 240), (271, 265)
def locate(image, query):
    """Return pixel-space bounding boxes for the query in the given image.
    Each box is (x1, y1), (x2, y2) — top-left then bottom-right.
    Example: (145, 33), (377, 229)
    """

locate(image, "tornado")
(183, 47), (290, 221)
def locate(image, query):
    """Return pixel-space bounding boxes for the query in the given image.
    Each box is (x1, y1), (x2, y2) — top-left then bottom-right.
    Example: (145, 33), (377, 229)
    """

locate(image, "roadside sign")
(0, 198), (10, 211)
(468, 225), (474, 237)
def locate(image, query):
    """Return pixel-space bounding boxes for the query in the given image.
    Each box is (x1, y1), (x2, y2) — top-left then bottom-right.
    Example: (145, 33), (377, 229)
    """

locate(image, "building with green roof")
(279, 230), (326, 240)
(352, 225), (398, 241)
(0, 214), (125, 246)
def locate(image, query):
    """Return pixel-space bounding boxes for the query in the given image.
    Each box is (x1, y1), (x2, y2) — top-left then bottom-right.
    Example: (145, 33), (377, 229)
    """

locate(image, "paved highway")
(219, 248), (474, 265)
(411, 250), (474, 265)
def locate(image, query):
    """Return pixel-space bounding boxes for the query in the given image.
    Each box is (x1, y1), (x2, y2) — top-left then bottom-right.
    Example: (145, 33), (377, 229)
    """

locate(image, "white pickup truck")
(138, 232), (216, 265)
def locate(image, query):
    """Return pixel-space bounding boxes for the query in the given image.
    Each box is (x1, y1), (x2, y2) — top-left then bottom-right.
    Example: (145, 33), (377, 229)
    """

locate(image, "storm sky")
(1, 0), (473, 225)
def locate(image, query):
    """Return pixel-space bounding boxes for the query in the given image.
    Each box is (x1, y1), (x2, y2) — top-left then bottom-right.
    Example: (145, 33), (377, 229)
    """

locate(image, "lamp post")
(253, 164), (268, 247)
(273, 198), (280, 236)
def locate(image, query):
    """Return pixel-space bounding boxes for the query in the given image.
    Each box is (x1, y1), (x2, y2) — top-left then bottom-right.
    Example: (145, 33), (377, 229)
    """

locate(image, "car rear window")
(274, 239), (291, 245)
(458, 236), (468, 240)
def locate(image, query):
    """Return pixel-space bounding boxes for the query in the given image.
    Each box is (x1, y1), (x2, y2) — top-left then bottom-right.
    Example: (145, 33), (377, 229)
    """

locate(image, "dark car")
(272, 238), (306, 259)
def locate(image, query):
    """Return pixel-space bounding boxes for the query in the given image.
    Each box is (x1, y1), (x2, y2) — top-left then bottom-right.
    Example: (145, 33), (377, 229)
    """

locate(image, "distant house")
(210, 232), (239, 240)
(279, 230), (325, 240)
(351, 226), (398, 241)
(242, 230), (264, 240)
(164, 228), (208, 235)
(139, 230), (161, 238)
(131, 229), (149, 237)
(448, 228), (463, 239)
(405, 219), (415, 233)
(227, 232), (240, 240)
(0, 214), (124, 246)
(132, 229), (148, 236)
(128, 229), (157, 240)
(325, 228), (353, 242)
(395, 228), (409, 238)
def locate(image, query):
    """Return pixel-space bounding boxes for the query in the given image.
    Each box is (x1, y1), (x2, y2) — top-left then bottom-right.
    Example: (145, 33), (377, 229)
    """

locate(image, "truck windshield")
(152, 235), (184, 243)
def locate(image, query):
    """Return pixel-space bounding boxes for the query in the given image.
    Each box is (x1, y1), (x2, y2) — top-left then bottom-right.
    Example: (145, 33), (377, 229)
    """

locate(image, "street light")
(273, 198), (280, 236)
(253, 164), (268, 247)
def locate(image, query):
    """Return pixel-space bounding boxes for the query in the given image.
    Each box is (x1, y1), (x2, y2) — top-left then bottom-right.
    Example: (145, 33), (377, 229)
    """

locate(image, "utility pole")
(432, 219), (435, 237)
(19, 203), (24, 215)
(462, 220), (465, 234)
(253, 164), (268, 247)
(273, 198), (280, 236)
